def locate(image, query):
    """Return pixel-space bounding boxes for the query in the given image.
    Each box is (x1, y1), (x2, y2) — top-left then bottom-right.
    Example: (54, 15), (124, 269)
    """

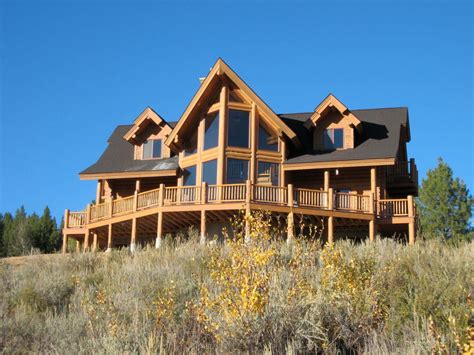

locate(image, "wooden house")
(62, 58), (418, 252)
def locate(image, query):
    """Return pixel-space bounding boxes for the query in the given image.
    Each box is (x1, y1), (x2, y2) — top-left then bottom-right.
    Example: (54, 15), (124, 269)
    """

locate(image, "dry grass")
(0, 225), (472, 353)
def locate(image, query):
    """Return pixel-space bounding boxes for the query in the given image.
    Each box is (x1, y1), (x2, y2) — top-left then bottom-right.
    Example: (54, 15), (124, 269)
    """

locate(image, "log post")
(86, 204), (91, 224)
(327, 216), (334, 245)
(96, 180), (102, 204)
(64, 209), (70, 229)
(156, 211), (163, 249)
(407, 195), (415, 245)
(287, 184), (294, 243)
(201, 182), (207, 204)
(92, 233), (98, 252)
(106, 224), (112, 252)
(159, 183), (165, 207)
(217, 85), (228, 185)
(245, 180), (251, 242)
(62, 233), (68, 254)
(324, 170), (330, 191)
(76, 240), (81, 253)
(130, 218), (137, 252)
(83, 229), (90, 252)
(200, 210), (207, 245)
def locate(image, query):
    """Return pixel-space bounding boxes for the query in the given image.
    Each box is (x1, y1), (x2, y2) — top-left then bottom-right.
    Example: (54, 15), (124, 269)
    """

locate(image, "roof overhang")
(304, 94), (362, 133)
(165, 58), (301, 150)
(123, 107), (171, 145)
(79, 169), (178, 180)
(282, 158), (395, 171)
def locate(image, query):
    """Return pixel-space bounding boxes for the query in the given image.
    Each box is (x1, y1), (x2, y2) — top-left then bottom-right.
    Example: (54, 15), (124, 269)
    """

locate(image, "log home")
(62, 58), (418, 252)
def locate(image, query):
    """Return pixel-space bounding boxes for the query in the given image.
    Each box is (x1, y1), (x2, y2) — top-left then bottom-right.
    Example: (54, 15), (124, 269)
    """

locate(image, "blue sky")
(1, 0), (472, 221)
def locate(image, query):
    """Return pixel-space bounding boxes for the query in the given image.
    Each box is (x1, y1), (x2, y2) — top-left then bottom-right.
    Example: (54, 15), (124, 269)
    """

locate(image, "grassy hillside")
(1, 224), (473, 353)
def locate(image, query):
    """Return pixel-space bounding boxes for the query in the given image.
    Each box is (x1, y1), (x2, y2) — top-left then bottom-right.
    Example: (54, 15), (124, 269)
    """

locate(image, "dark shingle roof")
(80, 125), (179, 175)
(81, 107), (407, 175)
(283, 107), (408, 164)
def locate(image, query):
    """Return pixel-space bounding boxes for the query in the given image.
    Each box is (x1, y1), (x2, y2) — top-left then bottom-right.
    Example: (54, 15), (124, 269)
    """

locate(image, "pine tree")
(418, 158), (473, 241)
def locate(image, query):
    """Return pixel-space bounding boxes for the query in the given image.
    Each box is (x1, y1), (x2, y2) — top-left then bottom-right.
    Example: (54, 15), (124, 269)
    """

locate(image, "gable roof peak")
(123, 106), (171, 144)
(305, 93), (361, 130)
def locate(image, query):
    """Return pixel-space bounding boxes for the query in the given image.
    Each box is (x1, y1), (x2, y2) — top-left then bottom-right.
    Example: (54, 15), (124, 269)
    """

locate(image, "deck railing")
(113, 196), (134, 215)
(253, 185), (288, 205)
(294, 188), (327, 208)
(90, 202), (109, 221)
(334, 192), (371, 213)
(208, 184), (246, 202)
(66, 182), (415, 228)
(377, 199), (409, 217)
(67, 211), (87, 228)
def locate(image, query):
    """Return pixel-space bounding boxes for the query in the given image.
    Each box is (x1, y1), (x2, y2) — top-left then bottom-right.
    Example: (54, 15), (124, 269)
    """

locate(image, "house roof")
(283, 107), (408, 167)
(80, 125), (179, 179)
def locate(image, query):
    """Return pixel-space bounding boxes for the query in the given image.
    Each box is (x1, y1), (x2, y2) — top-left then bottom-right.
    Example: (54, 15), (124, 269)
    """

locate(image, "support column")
(62, 233), (68, 254)
(96, 180), (102, 204)
(106, 224), (113, 252)
(250, 103), (257, 183)
(407, 195), (415, 245)
(245, 180), (251, 241)
(370, 167), (377, 195)
(92, 233), (98, 252)
(130, 218), (137, 252)
(324, 170), (330, 191)
(200, 210), (207, 245)
(217, 85), (228, 185)
(327, 216), (334, 245)
(76, 240), (81, 253)
(369, 220), (375, 242)
(156, 211), (163, 249)
(83, 229), (90, 252)
(287, 184), (294, 243)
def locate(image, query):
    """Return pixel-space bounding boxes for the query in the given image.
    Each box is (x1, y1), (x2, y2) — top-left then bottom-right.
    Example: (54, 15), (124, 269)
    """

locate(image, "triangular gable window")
(229, 90), (244, 103)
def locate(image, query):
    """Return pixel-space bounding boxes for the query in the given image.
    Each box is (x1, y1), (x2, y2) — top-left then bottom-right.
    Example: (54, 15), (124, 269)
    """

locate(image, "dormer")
(305, 94), (362, 151)
(123, 107), (173, 160)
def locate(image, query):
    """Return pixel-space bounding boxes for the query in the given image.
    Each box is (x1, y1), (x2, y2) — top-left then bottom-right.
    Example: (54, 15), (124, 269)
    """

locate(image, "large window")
(323, 128), (344, 150)
(184, 129), (198, 156)
(183, 165), (196, 186)
(142, 139), (162, 159)
(226, 158), (249, 184)
(258, 123), (278, 151)
(227, 109), (249, 148)
(257, 161), (279, 186)
(202, 159), (217, 185)
(204, 112), (219, 150)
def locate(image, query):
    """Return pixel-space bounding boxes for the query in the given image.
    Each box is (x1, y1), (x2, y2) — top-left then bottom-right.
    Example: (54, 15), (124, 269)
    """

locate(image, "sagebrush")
(0, 216), (472, 353)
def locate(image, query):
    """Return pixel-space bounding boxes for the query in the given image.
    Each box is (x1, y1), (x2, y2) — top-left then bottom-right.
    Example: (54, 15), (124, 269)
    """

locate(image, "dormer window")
(323, 128), (344, 150)
(142, 139), (162, 159)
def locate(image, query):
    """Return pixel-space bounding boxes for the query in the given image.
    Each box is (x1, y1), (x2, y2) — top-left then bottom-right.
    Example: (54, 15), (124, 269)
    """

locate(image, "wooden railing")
(164, 186), (201, 205)
(334, 192), (371, 213)
(208, 184), (246, 202)
(253, 185), (287, 205)
(377, 199), (409, 217)
(294, 188), (327, 208)
(68, 212), (87, 227)
(137, 189), (160, 210)
(65, 182), (416, 228)
(90, 202), (110, 221)
(113, 196), (134, 215)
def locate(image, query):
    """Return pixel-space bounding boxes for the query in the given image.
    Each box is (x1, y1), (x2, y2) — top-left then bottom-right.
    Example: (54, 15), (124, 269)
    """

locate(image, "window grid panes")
(226, 158), (249, 184)
(227, 109), (250, 148)
(258, 123), (279, 151)
(204, 112), (219, 150)
(143, 139), (162, 159)
(323, 128), (344, 150)
(202, 159), (217, 185)
(183, 165), (197, 186)
(257, 161), (280, 186)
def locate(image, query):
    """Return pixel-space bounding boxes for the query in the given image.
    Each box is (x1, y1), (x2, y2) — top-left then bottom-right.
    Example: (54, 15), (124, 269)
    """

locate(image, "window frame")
(227, 109), (250, 149)
(258, 121), (279, 152)
(323, 128), (344, 150)
(226, 158), (249, 184)
(142, 139), (162, 159)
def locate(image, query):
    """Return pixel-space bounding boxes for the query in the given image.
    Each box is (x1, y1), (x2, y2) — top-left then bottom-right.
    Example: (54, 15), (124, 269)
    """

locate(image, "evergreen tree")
(418, 158), (473, 241)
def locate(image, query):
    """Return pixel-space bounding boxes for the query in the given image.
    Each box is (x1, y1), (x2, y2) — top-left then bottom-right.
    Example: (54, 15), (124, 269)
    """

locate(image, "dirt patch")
(0, 253), (63, 267)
